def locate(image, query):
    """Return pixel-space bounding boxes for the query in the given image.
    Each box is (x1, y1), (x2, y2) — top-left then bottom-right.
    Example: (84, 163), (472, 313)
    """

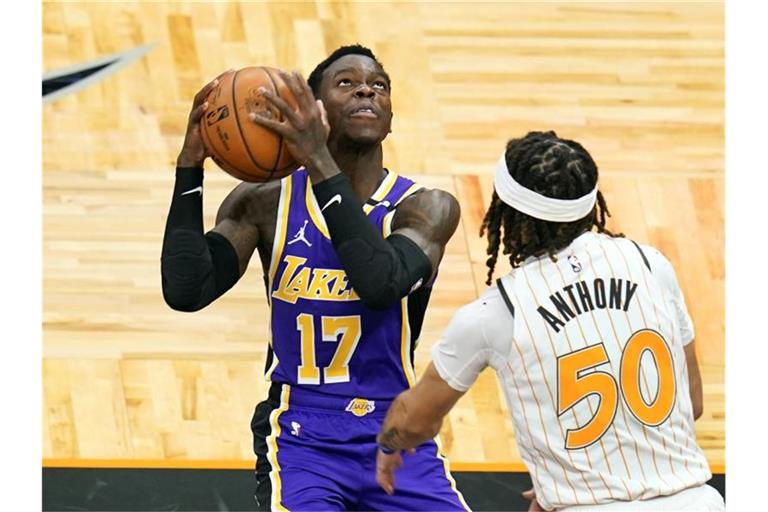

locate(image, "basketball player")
(375, 131), (725, 511)
(161, 45), (469, 510)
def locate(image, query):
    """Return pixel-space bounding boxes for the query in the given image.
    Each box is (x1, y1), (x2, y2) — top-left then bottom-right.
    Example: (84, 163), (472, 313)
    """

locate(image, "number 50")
(556, 329), (676, 450)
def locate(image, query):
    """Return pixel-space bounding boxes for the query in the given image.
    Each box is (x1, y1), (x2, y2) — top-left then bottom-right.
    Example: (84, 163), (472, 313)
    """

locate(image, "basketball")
(200, 67), (300, 182)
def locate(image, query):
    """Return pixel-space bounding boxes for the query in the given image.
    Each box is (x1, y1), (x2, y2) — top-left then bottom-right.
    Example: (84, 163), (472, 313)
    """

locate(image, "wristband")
(378, 444), (397, 455)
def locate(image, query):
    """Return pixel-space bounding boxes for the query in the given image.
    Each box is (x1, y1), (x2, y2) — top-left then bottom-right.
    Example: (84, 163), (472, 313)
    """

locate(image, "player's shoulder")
(390, 170), (457, 215)
(588, 233), (674, 271)
(397, 186), (459, 217)
(449, 285), (514, 341)
(631, 240), (675, 273)
(392, 185), (460, 238)
(217, 179), (281, 223)
(448, 291), (492, 329)
(616, 237), (681, 291)
(477, 283), (509, 309)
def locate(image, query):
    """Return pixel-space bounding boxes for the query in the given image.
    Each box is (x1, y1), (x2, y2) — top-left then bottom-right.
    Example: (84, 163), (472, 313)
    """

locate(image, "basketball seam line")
(231, 69), (269, 174)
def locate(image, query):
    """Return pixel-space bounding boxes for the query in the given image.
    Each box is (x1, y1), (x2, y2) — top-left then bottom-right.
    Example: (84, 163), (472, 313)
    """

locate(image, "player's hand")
(248, 70), (332, 172)
(375, 448), (415, 495)
(177, 70), (235, 168)
(522, 487), (545, 511)
(376, 449), (403, 495)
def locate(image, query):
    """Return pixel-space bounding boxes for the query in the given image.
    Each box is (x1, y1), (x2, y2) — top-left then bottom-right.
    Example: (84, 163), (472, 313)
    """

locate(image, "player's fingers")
(522, 488), (535, 501)
(297, 70), (318, 100)
(258, 87), (301, 126)
(316, 100), (330, 133)
(193, 77), (219, 106)
(376, 468), (395, 496)
(192, 82), (214, 106)
(192, 70), (233, 106)
(248, 111), (290, 136)
(280, 69), (316, 113)
(294, 70), (321, 112)
(316, 99), (326, 118)
(189, 101), (209, 124)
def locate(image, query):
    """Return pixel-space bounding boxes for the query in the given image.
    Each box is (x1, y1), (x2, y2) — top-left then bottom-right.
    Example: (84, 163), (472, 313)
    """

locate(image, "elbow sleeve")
(336, 233), (432, 309)
(312, 174), (432, 309)
(161, 230), (240, 312)
(161, 167), (240, 311)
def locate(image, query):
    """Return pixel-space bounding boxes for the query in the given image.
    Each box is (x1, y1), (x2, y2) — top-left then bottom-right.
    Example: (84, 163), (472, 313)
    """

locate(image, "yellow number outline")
(296, 314), (362, 385)
(557, 343), (619, 450)
(620, 329), (677, 427)
(557, 330), (677, 450)
(322, 316), (362, 383)
(296, 313), (320, 384)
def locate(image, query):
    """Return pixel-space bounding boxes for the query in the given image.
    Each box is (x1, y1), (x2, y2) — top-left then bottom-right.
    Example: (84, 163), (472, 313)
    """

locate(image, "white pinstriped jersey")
(432, 232), (710, 510)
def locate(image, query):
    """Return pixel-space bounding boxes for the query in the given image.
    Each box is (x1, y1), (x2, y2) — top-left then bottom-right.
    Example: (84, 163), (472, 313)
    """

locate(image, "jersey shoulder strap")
(496, 277), (515, 318)
(629, 239), (652, 272)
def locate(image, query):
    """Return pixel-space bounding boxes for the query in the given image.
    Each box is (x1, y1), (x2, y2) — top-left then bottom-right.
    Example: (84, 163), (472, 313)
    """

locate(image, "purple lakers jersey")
(264, 169), (426, 399)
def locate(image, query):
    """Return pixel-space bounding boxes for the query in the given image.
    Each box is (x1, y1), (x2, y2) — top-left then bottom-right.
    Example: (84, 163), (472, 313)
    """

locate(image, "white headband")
(494, 154), (598, 222)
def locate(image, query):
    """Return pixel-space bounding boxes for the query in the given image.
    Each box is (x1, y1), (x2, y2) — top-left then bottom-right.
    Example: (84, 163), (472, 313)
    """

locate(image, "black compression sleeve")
(312, 173), (432, 310)
(161, 167), (240, 312)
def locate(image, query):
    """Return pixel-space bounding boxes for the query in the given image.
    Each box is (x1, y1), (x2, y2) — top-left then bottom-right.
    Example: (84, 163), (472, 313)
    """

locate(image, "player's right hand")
(248, 70), (332, 174)
(522, 488), (544, 511)
(376, 449), (403, 495)
(177, 70), (235, 168)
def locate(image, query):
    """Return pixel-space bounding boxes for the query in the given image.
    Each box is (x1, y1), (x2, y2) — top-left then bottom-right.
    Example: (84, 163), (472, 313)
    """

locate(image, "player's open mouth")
(349, 106), (378, 119)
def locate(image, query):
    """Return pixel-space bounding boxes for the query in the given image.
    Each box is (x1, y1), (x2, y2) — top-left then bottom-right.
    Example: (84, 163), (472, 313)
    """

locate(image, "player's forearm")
(690, 376), (703, 420)
(378, 391), (443, 452)
(312, 174), (432, 310)
(161, 167), (240, 312)
(683, 342), (704, 420)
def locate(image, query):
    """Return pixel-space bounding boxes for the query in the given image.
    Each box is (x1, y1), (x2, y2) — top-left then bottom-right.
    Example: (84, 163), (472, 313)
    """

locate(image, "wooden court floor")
(42, 1), (724, 471)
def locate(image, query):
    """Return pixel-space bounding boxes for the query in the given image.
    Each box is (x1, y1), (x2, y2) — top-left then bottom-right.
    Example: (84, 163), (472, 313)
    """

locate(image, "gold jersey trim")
(266, 384), (291, 511)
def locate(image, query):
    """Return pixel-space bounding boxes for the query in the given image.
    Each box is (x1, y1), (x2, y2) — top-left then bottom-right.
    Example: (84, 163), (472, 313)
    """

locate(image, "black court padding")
(42, 468), (725, 511)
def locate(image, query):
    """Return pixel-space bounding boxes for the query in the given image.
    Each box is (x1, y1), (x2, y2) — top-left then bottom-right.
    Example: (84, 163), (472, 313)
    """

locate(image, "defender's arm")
(684, 341), (703, 420)
(375, 298), (499, 495)
(375, 363), (464, 495)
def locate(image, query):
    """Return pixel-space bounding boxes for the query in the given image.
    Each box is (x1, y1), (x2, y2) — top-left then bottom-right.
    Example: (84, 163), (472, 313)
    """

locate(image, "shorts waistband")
(268, 382), (394, 416)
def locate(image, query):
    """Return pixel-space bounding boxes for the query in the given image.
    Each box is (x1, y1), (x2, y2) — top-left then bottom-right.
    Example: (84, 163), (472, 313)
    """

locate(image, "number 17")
(296, 313), (362, 385)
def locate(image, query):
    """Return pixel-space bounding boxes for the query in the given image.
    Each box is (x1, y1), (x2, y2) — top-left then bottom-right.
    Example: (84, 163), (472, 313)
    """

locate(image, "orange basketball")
(200, 67), (300, 182)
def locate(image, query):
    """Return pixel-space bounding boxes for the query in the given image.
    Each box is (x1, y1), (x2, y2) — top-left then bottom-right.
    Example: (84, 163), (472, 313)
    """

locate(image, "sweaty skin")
(176, 55), (459, 287)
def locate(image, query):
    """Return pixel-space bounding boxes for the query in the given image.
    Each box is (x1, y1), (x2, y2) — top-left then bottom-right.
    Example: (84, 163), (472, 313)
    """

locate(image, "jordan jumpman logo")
(287, 219), (312, 247)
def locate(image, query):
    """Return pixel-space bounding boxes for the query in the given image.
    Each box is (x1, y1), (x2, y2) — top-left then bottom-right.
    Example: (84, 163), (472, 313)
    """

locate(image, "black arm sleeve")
(312, 173), (432, 310)
(161, 167), (240, 312)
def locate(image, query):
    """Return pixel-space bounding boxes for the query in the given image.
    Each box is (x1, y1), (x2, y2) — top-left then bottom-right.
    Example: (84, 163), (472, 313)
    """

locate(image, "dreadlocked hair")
(480, 130), (621, 285)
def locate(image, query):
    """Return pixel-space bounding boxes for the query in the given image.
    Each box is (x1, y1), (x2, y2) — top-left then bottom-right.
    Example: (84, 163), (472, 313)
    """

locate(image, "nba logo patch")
(568, 254), (582, 273)
(345, 398), (376, 417)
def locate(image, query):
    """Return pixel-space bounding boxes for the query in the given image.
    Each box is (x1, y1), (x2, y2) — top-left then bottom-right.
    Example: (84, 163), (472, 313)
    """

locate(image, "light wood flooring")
(43, 1), (724, 470)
